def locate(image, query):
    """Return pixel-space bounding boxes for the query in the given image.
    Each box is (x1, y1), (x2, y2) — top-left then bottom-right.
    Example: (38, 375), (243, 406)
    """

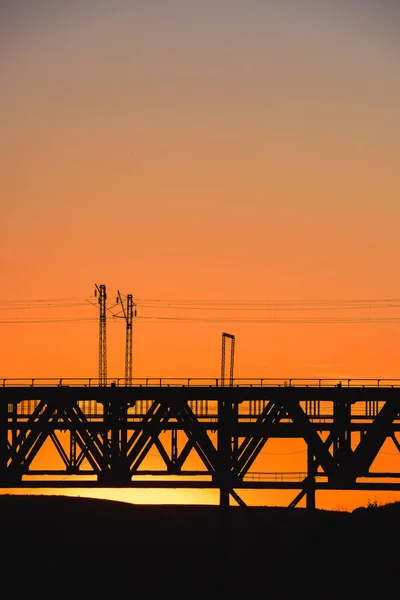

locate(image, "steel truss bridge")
(2, 377), (400, 508)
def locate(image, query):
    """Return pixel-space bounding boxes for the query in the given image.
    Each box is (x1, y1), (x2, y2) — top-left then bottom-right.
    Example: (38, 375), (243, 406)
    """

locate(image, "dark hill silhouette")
(0, 495), (398, 599)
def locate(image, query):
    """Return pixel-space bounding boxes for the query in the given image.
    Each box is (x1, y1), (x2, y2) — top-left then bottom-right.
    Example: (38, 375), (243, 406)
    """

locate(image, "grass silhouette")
(1, 494), (398, 599)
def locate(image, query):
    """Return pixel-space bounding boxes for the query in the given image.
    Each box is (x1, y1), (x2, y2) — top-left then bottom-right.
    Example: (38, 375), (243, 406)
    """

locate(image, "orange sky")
(1, 0), (400, 510)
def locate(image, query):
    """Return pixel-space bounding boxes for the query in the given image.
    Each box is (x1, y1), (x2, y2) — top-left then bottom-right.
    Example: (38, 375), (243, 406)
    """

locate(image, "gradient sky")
(1, 0), (400, 509)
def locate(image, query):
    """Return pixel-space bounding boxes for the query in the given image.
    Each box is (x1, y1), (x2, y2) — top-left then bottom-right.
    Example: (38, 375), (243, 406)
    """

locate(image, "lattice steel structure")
(2, 377), (400, 508)
(95, 284), (107, 387)
(117, 292), (135, 387)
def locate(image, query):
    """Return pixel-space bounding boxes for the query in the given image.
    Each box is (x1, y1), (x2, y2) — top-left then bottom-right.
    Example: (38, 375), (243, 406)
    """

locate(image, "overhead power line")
(135, 303), (400, 312)
(0, 317), (97, 324)
(1, 296), (400, 310)
(1, 295), (400, 325)
(0, 297), (90, 307)
(136, 316), (400, 324)
(134, 297), (400, 307)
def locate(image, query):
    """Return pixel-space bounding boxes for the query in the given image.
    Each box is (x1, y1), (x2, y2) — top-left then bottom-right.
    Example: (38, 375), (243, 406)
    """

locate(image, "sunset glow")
(2, 0), (400, 510)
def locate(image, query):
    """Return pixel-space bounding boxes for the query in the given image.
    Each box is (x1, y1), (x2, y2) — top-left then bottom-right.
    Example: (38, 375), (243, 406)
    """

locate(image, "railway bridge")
(1, 377), (400, 509)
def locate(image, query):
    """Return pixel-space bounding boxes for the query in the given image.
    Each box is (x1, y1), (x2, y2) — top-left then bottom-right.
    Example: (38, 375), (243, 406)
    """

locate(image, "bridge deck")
(1, 379), (400, 402)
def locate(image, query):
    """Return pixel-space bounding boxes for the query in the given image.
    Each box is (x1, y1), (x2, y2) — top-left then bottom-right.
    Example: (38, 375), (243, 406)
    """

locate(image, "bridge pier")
(219, 487), (230, 508)
(101, 399), (130, 484)
(217, 393), (234, 507)
(217, 394), (234, 596)
(306, 447), (316, 510)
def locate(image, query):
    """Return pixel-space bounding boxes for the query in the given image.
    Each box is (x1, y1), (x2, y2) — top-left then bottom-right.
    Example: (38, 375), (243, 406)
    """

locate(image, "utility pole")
(221, 332), (235, 387)
(95, 283), (107, 386)
(117, 291), (136, 386)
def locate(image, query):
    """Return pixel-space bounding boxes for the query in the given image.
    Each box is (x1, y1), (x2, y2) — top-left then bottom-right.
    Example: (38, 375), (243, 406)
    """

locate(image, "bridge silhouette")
(2, 377), (400, 508)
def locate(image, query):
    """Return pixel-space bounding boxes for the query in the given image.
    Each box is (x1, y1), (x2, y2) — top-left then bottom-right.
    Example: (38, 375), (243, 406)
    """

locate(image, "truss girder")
(2, 386), (400, 506)
(125, 400), (219, 475)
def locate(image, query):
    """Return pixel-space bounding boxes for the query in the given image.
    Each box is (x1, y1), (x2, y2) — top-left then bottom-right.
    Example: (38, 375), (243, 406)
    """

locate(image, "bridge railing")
(243, 472), (309, 482)
(2, 377), (400, 388)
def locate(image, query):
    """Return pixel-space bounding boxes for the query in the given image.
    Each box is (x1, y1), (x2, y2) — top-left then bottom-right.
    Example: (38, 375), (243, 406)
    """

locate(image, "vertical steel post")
(306, 446), (316, 510)
(0, 398), (8, 483)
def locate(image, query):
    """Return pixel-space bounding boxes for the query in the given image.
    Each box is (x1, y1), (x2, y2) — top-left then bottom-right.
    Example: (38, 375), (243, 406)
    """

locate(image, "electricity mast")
(95, 283), (107, 386)
(117, 291), (136, 386)
(221, 332), (235, 387)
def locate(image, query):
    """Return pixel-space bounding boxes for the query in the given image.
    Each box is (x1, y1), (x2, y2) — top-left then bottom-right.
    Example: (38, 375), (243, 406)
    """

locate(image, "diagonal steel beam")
(391, 434), (400, 453)
(233, 401), (284, 478)
(50, 432), (70, 468)
(229, 488), (247, 507)
(125, 400), (163, 455)
(175, 402), (218, 474)
(281, 398), (336, 476)
(127, 403), (171, 471)
(62, 404), (105, 472)
(175, 438), (194, 470)
(351, 400), (400, 475)
(20, 412), (62, 470)
(9, 402), (56, 469)
(288, 431), (336, 508)
(129, 418), (171, 473)
(8, 400), (49, 459)
(153, 436), (173, 469)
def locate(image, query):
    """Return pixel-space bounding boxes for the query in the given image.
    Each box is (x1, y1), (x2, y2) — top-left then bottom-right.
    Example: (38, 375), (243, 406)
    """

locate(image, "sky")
(1, 0), (400, 510)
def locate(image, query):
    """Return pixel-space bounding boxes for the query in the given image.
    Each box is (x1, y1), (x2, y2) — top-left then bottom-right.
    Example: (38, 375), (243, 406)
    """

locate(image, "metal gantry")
(2, 377), (400, 509)
(221, 333), (235, 387)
